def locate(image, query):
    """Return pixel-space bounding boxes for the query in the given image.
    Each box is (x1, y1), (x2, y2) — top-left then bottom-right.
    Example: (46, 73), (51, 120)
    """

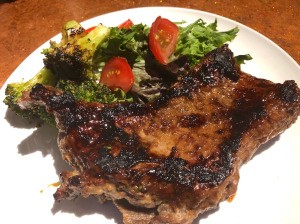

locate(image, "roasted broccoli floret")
(4, 20), (111, 125)
(57, 79), (133, 103)
(3, 67), (58, 125)
(42, 20), (110, 81)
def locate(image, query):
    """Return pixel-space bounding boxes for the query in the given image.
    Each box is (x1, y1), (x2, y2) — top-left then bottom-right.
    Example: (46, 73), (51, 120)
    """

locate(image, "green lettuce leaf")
(175, 19), (239, 66)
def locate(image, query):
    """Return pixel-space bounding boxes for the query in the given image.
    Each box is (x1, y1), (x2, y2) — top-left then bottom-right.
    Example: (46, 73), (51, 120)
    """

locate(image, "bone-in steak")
(19, 45), (300, 224)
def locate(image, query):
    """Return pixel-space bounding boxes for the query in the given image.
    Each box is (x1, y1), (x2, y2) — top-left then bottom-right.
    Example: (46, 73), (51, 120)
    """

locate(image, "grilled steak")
(18, 45), (300, 224)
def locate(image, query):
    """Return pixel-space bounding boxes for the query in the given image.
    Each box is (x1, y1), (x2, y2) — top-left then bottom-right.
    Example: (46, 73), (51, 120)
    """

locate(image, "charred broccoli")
(3, 67), (58, 125)
(4, 70), (132, 126)
(3, 20), (130, 126)
(42, 20), (110, 81)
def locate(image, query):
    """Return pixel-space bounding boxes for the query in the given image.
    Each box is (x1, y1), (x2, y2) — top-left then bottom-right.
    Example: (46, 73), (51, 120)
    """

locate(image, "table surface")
(0, 0), (299, 88)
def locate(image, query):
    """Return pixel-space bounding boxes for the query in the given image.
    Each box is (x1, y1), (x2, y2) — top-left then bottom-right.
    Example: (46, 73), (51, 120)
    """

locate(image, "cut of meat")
(18, 45), (300, 224)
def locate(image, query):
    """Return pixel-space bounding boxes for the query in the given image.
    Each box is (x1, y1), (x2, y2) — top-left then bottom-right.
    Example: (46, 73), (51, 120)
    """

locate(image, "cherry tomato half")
(149, 16), (179, 65)
(85, 26), (96, 33)
(100, 57), (134, 93)
(118, 19), (134, 29)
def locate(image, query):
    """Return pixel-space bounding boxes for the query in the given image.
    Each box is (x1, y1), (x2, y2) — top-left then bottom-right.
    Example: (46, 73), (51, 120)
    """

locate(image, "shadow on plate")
(51, 193), (219, 224)
(52, 196), (123, 223)
(192, 206), (220, 224)
(5, 109), (70, 176)
(251, 135), (280, 159)
(5, 108), (122, 222)
(4, 107), (39, 129)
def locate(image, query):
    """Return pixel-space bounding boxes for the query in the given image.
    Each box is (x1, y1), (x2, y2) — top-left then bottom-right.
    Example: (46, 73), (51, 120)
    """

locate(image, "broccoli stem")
(77, 24), (111, 52)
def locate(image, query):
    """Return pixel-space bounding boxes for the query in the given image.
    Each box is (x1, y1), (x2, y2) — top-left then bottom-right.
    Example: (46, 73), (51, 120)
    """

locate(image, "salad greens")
(93, 23), (149, 68)
(94, 18), (248, 101)
(175, 19), (239, 66)
(4, 16), (251, 125)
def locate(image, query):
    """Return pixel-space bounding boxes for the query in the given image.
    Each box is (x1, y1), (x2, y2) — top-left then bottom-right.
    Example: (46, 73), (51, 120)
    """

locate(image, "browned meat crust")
(19, 45), (300, 224)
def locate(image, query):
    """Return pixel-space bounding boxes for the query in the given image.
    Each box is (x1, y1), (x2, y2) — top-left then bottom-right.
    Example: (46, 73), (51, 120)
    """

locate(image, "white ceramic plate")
(0, 7), (299, 224)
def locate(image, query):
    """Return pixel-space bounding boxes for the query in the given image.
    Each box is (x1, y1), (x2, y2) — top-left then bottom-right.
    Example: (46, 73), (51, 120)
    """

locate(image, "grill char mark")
(23, 44), (300, 224)
(28, 45), (281, 190)
(277, 80), (300, 103)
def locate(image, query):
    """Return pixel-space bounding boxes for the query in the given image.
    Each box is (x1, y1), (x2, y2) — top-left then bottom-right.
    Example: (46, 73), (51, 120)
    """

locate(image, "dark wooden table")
(0, 0), (299, 88)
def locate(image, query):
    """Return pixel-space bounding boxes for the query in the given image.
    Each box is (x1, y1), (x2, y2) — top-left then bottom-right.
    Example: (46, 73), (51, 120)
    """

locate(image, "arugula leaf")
(175, 19), (239, 66)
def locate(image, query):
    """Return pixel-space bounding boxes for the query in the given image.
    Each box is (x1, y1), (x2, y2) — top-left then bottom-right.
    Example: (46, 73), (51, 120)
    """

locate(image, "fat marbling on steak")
(18, 45), (300, 224)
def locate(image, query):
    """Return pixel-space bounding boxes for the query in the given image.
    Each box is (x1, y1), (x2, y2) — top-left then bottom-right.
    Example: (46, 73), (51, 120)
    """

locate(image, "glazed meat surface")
(19, 45), (300, 224)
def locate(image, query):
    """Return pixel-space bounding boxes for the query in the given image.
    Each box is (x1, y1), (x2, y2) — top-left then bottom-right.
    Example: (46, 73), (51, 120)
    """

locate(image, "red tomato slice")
(118, 19), (134, 29)
(149, 16), (179, 65)
(85, 26), (96, 33)
(100, 57), (134, 93)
